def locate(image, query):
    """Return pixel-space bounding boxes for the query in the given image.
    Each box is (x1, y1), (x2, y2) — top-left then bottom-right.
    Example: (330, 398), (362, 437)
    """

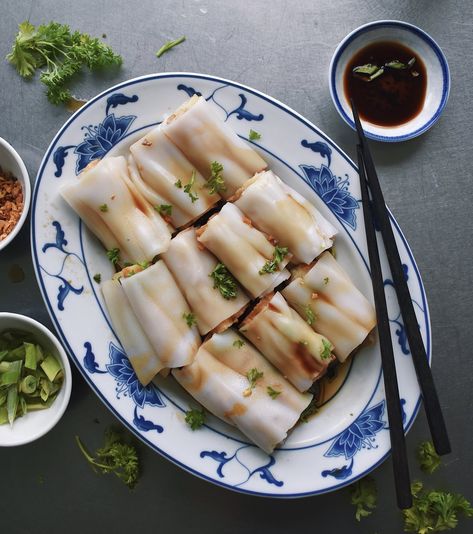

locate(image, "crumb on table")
(0, 167), (24, 241)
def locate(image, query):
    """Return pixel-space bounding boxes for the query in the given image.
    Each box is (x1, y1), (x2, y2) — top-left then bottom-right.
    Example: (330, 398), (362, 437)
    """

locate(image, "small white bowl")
(0, 137), (31, 251)
(0, 313), (72, 446)
(329, 20), (450, 142)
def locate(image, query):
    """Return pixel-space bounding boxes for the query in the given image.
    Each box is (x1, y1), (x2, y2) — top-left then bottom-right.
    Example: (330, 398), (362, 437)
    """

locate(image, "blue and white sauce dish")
(329, 20), (450, 142)
(31, 73), (430, 497)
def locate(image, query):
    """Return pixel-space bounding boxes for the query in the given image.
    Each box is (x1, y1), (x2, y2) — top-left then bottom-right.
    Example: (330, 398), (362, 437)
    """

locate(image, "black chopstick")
(351, 101), (451, 457)
(357, 145), (412, 510)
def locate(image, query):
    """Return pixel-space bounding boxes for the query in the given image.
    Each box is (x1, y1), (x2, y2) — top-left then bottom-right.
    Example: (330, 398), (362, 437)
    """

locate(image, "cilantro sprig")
(417, 440), (441, 474)
(350, 477), (377, 521)
(185, 408), (205, 430)
(7, 21), (122, 105)
(75, 426), (139, 489)
(259, 246), (289, 275)
(205, 161), (226, 195)
(183, 170), (199, 203)
(209, 263), (238, 300)
(404, 481), (473, 533)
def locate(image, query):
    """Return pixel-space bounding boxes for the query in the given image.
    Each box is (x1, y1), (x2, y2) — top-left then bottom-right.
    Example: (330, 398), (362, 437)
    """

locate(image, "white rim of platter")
(31, 73), (430, 498)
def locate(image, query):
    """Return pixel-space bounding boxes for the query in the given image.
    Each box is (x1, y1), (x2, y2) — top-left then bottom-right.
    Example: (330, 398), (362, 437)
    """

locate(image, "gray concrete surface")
(1, 1), (472, 533)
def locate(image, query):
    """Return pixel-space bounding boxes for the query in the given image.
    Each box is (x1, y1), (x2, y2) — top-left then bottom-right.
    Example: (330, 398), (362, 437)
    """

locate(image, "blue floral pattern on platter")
(200, 446), (283, 488)
(53, 92), (138, 177)
(321, 401), (385, 480)
(31, 74), (431, 497)
(83, 340), (164, 433)
(40, 221), (84, 311)
(300, 164), (359, 230)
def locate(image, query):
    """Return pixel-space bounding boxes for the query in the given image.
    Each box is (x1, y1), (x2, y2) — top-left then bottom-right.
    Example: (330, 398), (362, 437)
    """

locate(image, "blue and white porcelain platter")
(31, 73), (430, 498)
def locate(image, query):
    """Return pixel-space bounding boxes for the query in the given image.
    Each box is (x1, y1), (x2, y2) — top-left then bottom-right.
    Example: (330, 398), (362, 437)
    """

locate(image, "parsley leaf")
(205, 161), (226, 195)
(323, 276), (329, 285)
(403, 481), (473, 533)
(267, 386), (281, 399)
(259, 245), (289, 275)
(185, 408), (205, 430)
(154, 204), (173, 217)
(7, 21), (122, 105)
(75, 426), (139, 489)
(93, 273), (101, 283)
(99, 204), (108, 212)
(350, 476), (377, 521)
(156, 36), (186, 58)
(246, 368), (263, 390)
(417, 441), (441, 474)
(182, 312), (196, 328)
(320, 338), (332, 360)
(209, 263), (238, 299)
(174, 179), (182, 189)
(106, 248), (120, 265)
(233, 339), (245, 349)
(304, 305), (316, 325)
(249, 129), (261, 141)
(183, 170), (198, 203)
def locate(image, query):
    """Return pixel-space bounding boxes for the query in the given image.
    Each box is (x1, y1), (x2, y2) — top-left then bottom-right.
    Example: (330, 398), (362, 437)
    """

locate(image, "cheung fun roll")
(196, 203), (291, 298)
(235, 170), (337, 264)
(162, 95), (267, 198)
(172, 330), (312, 453)
(129, 126), (220, 228)
(240, 292), (335, 392)
(162, 227), (250, 335)
(60, 156), (171, 265)
(282, 251), (376, 362)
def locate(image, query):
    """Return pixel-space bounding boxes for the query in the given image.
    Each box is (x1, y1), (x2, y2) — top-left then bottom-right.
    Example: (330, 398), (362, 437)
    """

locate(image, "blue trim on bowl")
(31, 72), (431, 498)
(329, 20), (450, 142)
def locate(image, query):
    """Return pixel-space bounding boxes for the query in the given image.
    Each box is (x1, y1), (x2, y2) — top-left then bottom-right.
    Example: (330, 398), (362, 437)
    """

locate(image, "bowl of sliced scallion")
(0, 313), (71, 446)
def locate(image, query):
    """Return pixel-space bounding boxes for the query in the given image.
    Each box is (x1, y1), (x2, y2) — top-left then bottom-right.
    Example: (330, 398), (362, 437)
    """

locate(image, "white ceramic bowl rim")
(0, 312), (72, 446)
(0, 137), (31, 251)
(329, 20), (451, 142)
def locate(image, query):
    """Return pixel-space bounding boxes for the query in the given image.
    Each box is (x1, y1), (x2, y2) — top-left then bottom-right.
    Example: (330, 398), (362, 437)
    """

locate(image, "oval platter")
(31, 73), (430, 498)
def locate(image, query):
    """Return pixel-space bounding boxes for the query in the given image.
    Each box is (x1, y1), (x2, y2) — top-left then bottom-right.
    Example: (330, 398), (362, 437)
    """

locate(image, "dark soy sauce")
(344, 41), (427, 127)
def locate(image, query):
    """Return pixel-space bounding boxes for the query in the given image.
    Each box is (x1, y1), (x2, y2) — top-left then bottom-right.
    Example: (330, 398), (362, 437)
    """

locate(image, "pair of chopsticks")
(352, 101), (451, 510)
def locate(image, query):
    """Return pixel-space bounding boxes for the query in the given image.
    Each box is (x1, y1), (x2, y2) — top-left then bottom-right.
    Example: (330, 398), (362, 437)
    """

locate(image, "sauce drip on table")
(344, 41), (427, 127)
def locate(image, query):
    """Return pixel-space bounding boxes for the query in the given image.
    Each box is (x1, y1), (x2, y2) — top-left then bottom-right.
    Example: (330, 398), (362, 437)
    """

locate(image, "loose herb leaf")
(403, 481), (473, 533)
(233, 339), (245, 349)
(350, 476), (377, 521)
(76, 426), (139, 489)
(267, 386), (281, 399)
(155, 204), (173, 216)
(185, 408), (205, 430)
(417, 441), (441, 474)
(205, 161), (226, 195)
(259, 246), (289, 275)
(209, 263), (238, 299)
(99, 204), (108, 212)
(320, 338), (332, 360)
(183, 170), (199, 203)
(182, 312), (196, 328)
(106, 248), (120, 265)
(156, 36), (186, 58)
(174, 179), (182, 189)
(249, 129), (261, 141)
(246, 368), (264, 390)
(93, 273), (101, 283)
(7, 21), (122, 105)
(323, 276), (329, 285)
(304, 305), (316, 326)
